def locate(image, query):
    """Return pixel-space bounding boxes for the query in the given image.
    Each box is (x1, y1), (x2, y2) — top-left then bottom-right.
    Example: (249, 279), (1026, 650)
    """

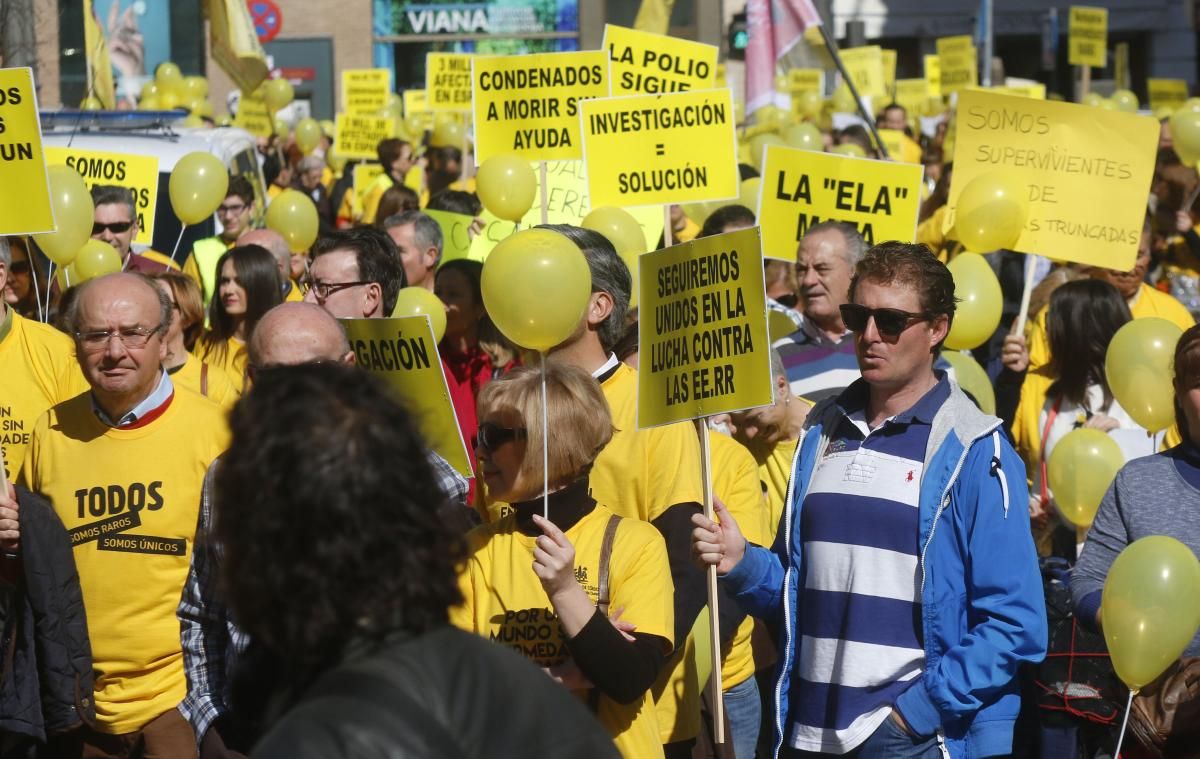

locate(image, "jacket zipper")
(772, 428), (812, 759)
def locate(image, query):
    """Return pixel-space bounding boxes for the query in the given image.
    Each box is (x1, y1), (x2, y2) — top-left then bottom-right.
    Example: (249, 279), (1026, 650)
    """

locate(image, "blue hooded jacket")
(722, 381), (1047, 759)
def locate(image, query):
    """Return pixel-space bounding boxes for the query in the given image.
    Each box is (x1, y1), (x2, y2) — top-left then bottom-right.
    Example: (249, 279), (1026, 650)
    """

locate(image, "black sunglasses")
(840, 303), (932, 339)
(92, 221), (134, 235)
(477, 422), (526, 451)
(774, 293), (799, 308)
(9, 260), (30, 275)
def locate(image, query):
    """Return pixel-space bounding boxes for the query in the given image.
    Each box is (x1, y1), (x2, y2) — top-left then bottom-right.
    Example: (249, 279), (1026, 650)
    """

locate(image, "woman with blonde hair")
(452, 363), (674, 759)
(150, 271), (240, 410)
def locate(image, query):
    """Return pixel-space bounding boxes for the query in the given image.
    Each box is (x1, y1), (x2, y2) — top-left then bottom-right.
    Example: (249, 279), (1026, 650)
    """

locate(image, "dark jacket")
(250, 626), (619, 759)
(0, 486), (94, 742)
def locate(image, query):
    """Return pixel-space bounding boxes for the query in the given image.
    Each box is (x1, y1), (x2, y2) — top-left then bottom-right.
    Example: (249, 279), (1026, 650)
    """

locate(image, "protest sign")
(1148, 79), (1188, 110)
(579, 88), (738, 208)
(895, 79), (929, 112)
(882, 48), (897, 98)
(469, 159), (665, 260)
(403, 88), (428, 114)
(1069, 6), (1108, 68)
(877, 130), (923, 164)
(472, 51), (609, 164)
(343, 68), (390, 115)
(604, 24), (718, 95)
(335, 113), (395, 159)
(758, 146), (923, 256)
(352, 162), (384, 199)
(924, 55), (942, 98)
(947, 90), (1157, 271)
(427, 53), (473, 111)
(638, 227), (772, 428)
(426, 208), (475, 264)
(341, 316), (472, 477)
(786, 69), (824, 94)
(937, 36), (977, 94)
(46, 147), (159, 245)
(234, 91), (272, 137)
(0, 68), (53, 236)
(839, 46), (885, 99)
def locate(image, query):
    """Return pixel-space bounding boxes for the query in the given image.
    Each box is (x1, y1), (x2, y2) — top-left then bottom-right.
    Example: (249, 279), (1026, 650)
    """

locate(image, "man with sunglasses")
(13, 272), (227, 757)
(184, 176), (258, 309)
(91, 185), (180, 274)
(694, 243), (1046, 759)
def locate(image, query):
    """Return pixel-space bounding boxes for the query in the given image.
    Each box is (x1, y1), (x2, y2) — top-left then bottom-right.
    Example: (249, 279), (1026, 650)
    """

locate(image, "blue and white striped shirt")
(789, 376), (950, 753)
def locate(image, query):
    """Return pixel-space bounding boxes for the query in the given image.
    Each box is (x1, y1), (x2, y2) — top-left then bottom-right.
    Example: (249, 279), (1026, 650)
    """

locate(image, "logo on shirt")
(574, 566), (589, 584)
(906, 470), (914, 482)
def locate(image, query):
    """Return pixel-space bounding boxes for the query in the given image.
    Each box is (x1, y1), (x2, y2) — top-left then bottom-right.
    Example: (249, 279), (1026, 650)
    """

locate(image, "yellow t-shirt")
(196, 335), (248, 393)
(266, 183), (285, 202)
(1027, 282), (1196, 372)
(336, 186), (360, 226)
(451, 504), (674, 759)
(709, 431), (770, 691)
(0, 310), (87, 478)
(170, 353), (240, 411)
(745, 435), (799, 542)
(285, 279), (304, 303)
(18, 389), (228, 733)
(360, 174), (394, 225)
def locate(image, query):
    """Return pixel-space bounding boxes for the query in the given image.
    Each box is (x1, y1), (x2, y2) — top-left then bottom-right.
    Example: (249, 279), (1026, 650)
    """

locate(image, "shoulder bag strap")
(200, 361), (209, 397)
(595, 515), (621, 617)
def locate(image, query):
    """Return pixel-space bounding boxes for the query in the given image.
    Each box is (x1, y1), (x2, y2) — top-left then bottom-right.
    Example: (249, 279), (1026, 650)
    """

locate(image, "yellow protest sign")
(0, 68), (54, 236)
(895, 79), (929, 112)
(426, 53), (473, 111)
(604, 24), (718, 95)
(426, 209), (475, 264)
(342, 316), (472, 477)
(1149, 79), (1189, 111)
(758, 146), (924, 257)
(638, 227), (772, 428)
(947, 90), (1158, 271)
(937, 37), (977, 94)
(335, 113), (396, 159)
(1114, 42), (1130, 90)
(881, 49), (897, 98)
(343, 68), (391, 115)
(877, 130), (923, 164)
(472, 51), (609, 164)
(924, 55), (942, 98)
(839, 46), (885, 99)
(469, 160), (664, 260)
(403, 89), (427, 114)
(46, 147), (159, 246)
(580, 88), (738, 208)
(352, 162), (384, 199)
(990, 83), (1047, 100)
(1069, 6), (1108, 68)
(234, 91), (272, 137)
(786, 69), (824, 94)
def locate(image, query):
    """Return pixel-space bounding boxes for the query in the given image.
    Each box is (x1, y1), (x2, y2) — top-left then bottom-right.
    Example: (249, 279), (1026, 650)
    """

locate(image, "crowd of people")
(0, 92), (1198, 759)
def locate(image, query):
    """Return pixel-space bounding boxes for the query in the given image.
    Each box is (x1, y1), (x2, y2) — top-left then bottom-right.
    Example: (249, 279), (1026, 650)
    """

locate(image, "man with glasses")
(184, 176), (257, 309)
(91, 185), (180, 274)
(693, 243), (1045, 759)
(302, 227), (405, 319)
(12, 272), (227, 757)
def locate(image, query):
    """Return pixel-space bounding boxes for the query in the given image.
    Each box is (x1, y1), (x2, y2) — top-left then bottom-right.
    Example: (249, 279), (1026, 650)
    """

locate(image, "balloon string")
(25, 237), (44, 323)
(170, 224), (188, 263)
(44, 261), (55, 320)
(1113, 688), (1134, 758)
(541, 351), (549, 521)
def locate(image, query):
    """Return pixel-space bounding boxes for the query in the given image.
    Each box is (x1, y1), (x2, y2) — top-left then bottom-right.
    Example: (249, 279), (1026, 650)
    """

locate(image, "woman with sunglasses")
(150, 271), (240, 410)
(452, 363), (674, 759)
(1008, 279), (1164, 555)
(2, 237), (52, 320)
(196, 245), (283, 392)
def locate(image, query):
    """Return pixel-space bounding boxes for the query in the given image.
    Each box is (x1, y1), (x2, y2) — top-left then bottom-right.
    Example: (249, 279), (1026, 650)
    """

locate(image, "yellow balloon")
(1170, 110), (1200, 167)
(1183, 98), (1200, 113)
(319, 119), (335, 137)
(749, 133), (785, 170)
(1081, 92), (1104, 107)
(155, 62), (183, 86)
(169, 152), (229, 225)
(392, 287), (448, 341)
(1111, 89), (1138, 113)
(954, 172), (1029, 252)
(273, 117), (290, 137)
(795, 90), (822, 119)
(681, 200), (721, 228)
(481, 228), (592, 352)
(182, 114), (205, 128)
(832, 85), (858, 114)
(476, 155), (536, 223)
(33, 165), (93, 265)
(326, 148), (347, 174)
(183, 75), (209, 99)
(944, 252), (1002, 350)
(184, 97), (207, 115)
(54, 262), (78, 290)
(139, 95), (162, 111)
(1105, 317), (1183, 432)
(158, 89), (182, 110)
(581, 207), (646, 258)
(1097, 98), (1117, 111)
(939, 350), (996, 414)
(757, 104), (787, 131)
(430, 119), (464, 149)
(738, 177), (761, 213)
(195, 100), (214, 118)
(263, 78), (294, 113)
(141, 81), (160, 100)
(216, 115), (233, 127)
(1046, 428), (1125, 527)
(80, 96), (104, 111)
(73, 239), (122, 282)
(1101, 536), (1200, 689)
(403, 114), (425, 141)
(265, 189), (319, 253)
(784, 122), (821, 151)
(294, 117), (322, 154)
(830, 143), (866, 158)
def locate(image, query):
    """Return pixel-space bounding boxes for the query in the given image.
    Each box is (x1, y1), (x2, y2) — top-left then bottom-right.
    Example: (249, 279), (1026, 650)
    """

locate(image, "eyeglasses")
(74, 325), (162, 352)
(304, 279), (370, 301)
(9, 260), (30, 275)
(774, 293), (799, 308)
(92, 220), (134, 235)
(840, 304), (932, 340)
(477, 422), (526, 451)
(216, 203), (247, 217)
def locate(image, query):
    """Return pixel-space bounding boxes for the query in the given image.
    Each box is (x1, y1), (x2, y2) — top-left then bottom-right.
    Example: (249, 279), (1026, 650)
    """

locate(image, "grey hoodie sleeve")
(1070, 474), (1129, 627)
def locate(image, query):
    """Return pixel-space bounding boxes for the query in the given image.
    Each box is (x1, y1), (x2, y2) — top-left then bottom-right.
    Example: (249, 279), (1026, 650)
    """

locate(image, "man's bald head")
(248, 302), (354, 370)
(238, 229), (292, 280)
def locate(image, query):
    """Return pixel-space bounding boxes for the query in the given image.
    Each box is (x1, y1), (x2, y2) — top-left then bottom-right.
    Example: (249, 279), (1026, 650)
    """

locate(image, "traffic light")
(728, 12), (747, 61)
